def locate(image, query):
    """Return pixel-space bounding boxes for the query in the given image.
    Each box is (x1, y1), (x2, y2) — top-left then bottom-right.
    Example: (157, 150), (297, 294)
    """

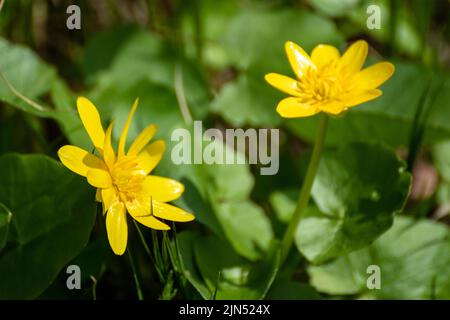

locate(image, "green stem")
(388, 0), (399, 56)
(127, 248), (144, 300)
(0, 0), (5, 14)
(90, 264), (106, 301)
(280, 113), (328, 263)
(92, 286), (96, 300)
(192, 1), (203, 65)
(132, 220), (164, 281)
(174, 63), (193, 125)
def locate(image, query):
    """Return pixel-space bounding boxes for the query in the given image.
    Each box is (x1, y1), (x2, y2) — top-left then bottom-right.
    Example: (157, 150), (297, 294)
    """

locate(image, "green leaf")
(211, 74), (282, 127)
(180, 0), (239, 68)
(84, 27), (210, 123)
(81, 25), (149, 78)
(296, 142), (411, 263)
(0, 38), (56, 117)
(432, 140), (450, 213)
(345, 0), (422, 57)
(308, 0), (360, 18)
(201, 144), (254, 202)
(39, 237), (113, 299)
(161, 129), (274, 261)
(177, 177), (224, 239)
(222, 9), (343, 74)
(193, 235), (280, 300)
(436, 182), (450, 208)
(0, 154), (96, 299)
(269, 189), (297, 223)
(0, 203), (12, 252)
(198, 141), (274, 261)
(91, 80), (185, 143)
(50, 79), (92, 151)
(214, 201), (274, 261)
(266, 279), (321, 300)
(178, 231), (215, 300)
(433, 140), (450, 182)
(308, 216), (450, 299)
(155, 126), (226, 238)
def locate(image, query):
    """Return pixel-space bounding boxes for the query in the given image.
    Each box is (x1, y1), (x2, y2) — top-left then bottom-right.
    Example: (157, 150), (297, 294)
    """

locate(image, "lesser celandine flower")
(266, 40), (395, 263)
(58, 97), (194, 255)
(265, 40), (394, 117)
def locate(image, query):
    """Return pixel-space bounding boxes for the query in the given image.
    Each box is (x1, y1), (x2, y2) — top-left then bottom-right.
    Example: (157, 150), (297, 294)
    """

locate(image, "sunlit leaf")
(0, 38), (56, 117)
(308, 216), (450, 299)
(296, 142), (411, 263)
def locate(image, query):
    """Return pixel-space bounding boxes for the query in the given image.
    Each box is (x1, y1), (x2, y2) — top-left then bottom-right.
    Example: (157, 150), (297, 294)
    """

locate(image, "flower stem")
(191, 1), (204, 66)
(280, 113), (328, 264)
(174, 63), (193, 126)
(0, 71), (48, 112)
(132, 220), (164, 282)
(127, 248), (144, 300)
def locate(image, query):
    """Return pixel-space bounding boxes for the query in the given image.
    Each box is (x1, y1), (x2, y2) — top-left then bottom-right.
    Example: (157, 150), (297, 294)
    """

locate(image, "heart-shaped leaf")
(0, 38), (56, 117)
(296, 142), (411, 263)
(308, 216), (450, 299)
(0, 154), (96, 299)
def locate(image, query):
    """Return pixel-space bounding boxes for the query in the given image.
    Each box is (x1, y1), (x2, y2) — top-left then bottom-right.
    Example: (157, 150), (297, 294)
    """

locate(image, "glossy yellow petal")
(101, 187), (117, 214)
(126, 199), (170, 230)
(267, 39), (392, 115)
(342, 89), (382, 107)
(264, 73), (301, 97)
(87, 169), (112, 188)
(58, 145), (106, 176)
(276, 98), (319, 118)
(353, 62), (395, 90)
(96, 189), (102, 202)
(77, 97), (105, 151)
(285, 41), (315, 78)
(311, 44), (340, 68)
(319, 100), (345, 115)
(136, 140), (165, 174)
(106, 201), (128, 255)
(338, 40), (368, 74)
(118, 98), (139, 158)
(142, 176), (184, 202)
(134, 215), (170, 230)
(127, 124), (157, 157)
(152, 200), (194, 222)
(103, 122), (116, 169)
(126, 197), (149, 216)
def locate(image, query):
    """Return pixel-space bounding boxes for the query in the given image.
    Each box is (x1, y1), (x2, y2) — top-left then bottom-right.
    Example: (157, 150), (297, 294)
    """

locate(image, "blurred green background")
(0, 0), (449, 300)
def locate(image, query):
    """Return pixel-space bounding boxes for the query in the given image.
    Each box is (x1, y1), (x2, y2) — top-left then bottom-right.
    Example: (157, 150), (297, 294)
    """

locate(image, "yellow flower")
(265, 40), (395, 117)
(57, 97), (195, 255)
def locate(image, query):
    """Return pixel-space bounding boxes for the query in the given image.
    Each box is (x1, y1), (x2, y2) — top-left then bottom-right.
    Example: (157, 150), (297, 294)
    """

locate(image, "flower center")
(296, 65), (344, 104)
(110, 156), (146, 203)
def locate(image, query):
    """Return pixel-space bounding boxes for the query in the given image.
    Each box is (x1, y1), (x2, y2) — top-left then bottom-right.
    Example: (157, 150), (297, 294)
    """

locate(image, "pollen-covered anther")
(111, 156), (146, 201)
(296, 66), (343, 105)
